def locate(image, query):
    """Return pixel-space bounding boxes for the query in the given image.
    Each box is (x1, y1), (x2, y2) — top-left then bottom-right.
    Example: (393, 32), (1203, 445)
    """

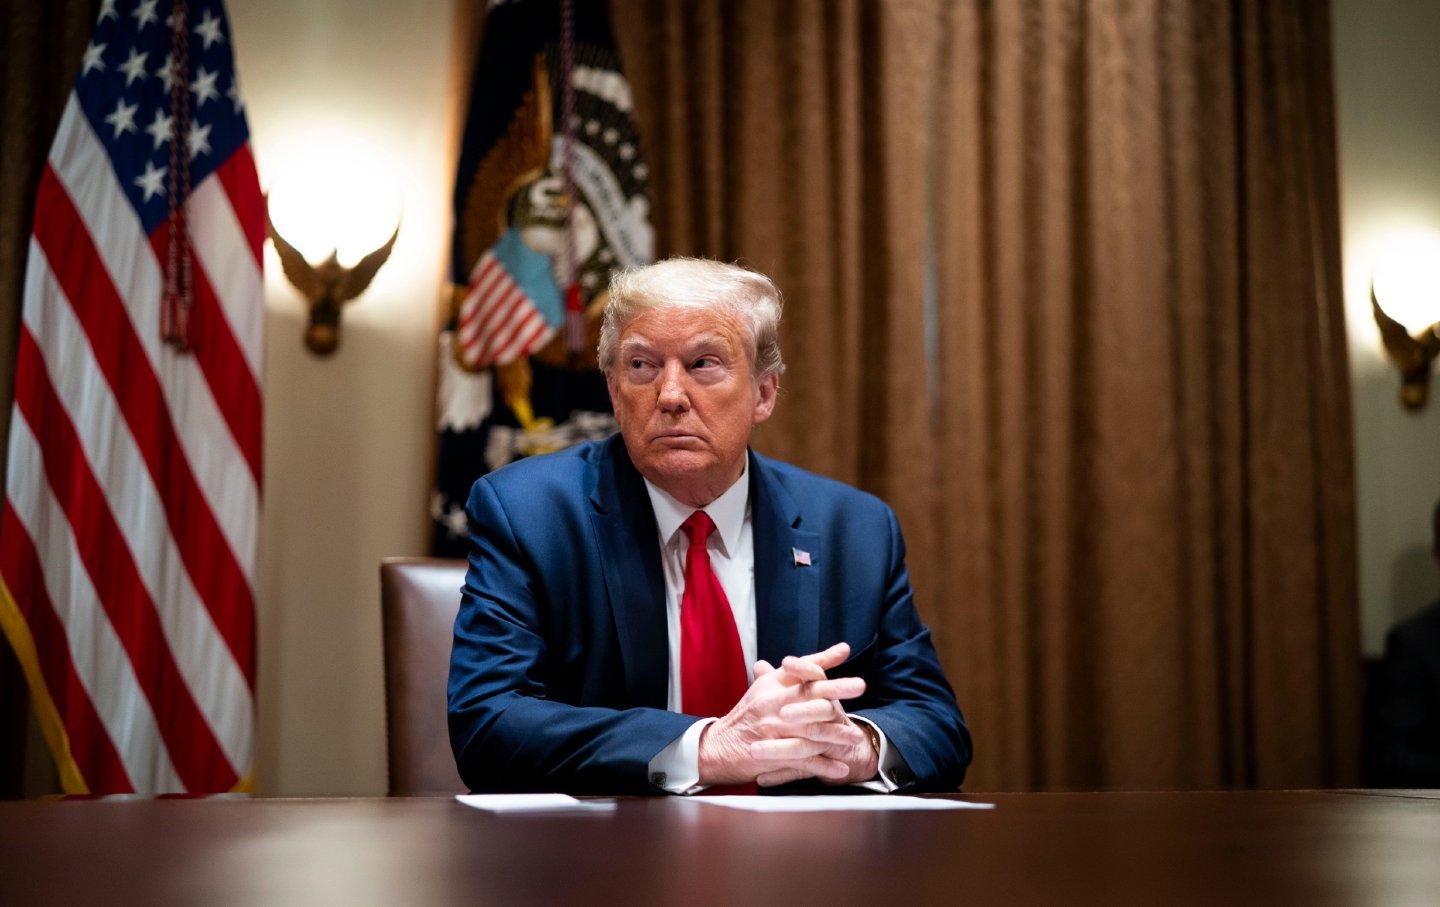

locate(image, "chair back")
(379, 557), (468, 794)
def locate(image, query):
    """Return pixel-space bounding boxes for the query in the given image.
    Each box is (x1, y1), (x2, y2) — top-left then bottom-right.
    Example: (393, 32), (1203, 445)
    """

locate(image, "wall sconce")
(265, 159), (401, 356)
(1371, 245), (1440, 410)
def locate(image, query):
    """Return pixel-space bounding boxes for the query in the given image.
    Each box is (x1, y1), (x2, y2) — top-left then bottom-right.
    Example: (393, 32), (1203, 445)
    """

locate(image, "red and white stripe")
(0, 96), (261, 793)
(456, 250), (555, 370)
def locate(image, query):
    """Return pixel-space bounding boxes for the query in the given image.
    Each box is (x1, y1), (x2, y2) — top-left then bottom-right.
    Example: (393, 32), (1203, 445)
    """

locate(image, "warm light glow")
(1371, 228), (1440, 335)
(265, 141), (402, 268)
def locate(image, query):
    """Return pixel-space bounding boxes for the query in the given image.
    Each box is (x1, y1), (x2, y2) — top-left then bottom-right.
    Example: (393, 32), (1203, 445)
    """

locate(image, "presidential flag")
(432, 0), (653, 555)
(0, 0), (262, 794)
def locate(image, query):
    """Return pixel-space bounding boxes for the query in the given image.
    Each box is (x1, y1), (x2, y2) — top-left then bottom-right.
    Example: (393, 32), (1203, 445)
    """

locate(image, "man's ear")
(752, 373), (779, 425)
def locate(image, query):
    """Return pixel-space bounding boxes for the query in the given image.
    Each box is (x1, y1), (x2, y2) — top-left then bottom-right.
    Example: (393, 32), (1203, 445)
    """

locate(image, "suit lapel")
(750, 451), (820, 665)
(588, 436), (669, 709)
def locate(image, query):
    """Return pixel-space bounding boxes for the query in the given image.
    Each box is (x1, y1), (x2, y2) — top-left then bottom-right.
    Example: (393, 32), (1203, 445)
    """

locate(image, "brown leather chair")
(379, 557), (468, 794)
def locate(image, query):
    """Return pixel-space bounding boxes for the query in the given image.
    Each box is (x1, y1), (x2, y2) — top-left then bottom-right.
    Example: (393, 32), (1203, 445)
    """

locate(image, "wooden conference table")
(2, 789), (1438, 905)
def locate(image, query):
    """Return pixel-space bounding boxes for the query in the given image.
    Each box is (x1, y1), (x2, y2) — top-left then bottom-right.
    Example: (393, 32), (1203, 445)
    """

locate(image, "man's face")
(607, 306), (778, 507)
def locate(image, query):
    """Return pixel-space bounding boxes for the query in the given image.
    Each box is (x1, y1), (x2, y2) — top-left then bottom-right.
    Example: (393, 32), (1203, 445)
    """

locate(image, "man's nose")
(657, 362), (689, 412)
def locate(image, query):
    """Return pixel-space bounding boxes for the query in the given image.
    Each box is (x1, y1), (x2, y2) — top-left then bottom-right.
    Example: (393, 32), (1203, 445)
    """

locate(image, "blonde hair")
(599, 258), (785, 381)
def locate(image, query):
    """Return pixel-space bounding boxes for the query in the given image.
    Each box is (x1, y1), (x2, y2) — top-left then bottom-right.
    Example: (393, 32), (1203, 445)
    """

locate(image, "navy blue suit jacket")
(447, 433), (971, 794)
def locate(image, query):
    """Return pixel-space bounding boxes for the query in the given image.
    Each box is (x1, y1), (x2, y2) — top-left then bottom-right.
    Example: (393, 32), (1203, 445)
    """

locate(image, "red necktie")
(680, 511), (748, 718)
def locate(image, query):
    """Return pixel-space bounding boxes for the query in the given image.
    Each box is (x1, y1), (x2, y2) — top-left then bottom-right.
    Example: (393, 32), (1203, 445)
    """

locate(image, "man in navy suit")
(448, 258), (970, 794)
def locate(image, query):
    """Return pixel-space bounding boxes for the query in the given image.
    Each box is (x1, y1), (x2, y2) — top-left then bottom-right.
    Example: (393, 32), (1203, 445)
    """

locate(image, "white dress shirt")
(644, 461), (757, 712)
(642, 463), (901, 793)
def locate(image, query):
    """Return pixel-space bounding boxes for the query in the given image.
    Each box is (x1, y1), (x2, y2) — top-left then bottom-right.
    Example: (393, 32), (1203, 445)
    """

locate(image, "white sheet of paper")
(687, 796), (994, 812)
(455, 793), (618, 814)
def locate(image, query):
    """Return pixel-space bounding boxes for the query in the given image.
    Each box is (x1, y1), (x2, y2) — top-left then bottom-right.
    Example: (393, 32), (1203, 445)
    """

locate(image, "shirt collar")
(643, 456), (750, 558)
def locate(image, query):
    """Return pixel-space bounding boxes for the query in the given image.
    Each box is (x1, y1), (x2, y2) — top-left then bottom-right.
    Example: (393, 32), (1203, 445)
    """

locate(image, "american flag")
(0, 0), (262, 794)
(455, 229), (560, 371)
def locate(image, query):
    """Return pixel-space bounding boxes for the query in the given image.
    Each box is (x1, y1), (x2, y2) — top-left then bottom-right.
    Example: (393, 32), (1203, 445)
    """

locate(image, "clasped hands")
(697, 641), (877, 788)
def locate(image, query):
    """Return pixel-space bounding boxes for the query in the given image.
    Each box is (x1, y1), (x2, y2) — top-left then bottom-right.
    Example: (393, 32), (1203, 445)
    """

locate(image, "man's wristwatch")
(861, 721), (881, 758)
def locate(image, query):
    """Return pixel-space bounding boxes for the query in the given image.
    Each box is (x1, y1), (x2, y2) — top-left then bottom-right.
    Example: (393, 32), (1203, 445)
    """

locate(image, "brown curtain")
(0, 0), (98, 797)
(615, 0), (1358, 790)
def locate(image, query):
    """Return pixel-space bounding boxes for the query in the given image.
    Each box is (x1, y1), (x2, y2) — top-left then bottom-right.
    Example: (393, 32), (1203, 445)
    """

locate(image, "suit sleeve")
(848, 506), (973, 792)
(447, 476), (695, 794)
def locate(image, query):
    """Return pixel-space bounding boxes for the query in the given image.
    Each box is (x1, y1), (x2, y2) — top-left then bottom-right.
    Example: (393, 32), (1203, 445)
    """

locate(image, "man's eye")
(692, 356), (719, 369)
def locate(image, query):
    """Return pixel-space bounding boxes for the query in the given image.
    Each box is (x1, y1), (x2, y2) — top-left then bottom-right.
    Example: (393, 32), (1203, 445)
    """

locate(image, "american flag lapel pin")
(792, 547), (812, 567)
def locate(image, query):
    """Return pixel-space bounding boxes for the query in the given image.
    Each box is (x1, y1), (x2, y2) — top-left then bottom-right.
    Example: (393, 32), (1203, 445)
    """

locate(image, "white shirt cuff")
(648, 718), (714, 794)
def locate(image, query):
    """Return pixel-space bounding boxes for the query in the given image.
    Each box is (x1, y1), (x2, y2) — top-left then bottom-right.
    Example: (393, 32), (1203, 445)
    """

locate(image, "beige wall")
(230, 0), (459, 795)
(224, 0), (1440, 795)
(1333, 0), (1440, 656)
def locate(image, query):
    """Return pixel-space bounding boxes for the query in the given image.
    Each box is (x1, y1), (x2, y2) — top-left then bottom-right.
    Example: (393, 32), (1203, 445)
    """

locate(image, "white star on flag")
(145, 109), (173, 150)
(156, 52), (176, 93)
(195, 10), (226, 49)
(188, 121), (213, 159)
(133, 160), (168, 201)
(132, 0), (160, 30)
(104, 98), (139, 138)
(81, 42), (107, 76)
(119, 48), (149, 86)
(190, 67), (219, 107)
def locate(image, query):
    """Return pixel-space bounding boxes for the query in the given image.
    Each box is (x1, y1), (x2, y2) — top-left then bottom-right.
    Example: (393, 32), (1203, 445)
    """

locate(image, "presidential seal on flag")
(451, 5), (652, 378)
(432, 0), (652, 555)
